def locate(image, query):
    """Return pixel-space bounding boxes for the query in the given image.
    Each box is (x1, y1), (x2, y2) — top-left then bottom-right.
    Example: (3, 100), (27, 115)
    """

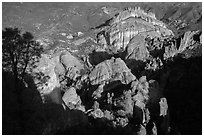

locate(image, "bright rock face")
(125, 35), (150, 62)
(178, 30), (201, 53)
(163, 30), (202, 59)
(97, 7), (174, 53)
(33, 54), (61, 101)
(32, 51), (84, 103)
(60, 51), (83, 70)
(62, 87), (81, 106)
(89, 57), (136, 85)
(60, 51), (84, 81)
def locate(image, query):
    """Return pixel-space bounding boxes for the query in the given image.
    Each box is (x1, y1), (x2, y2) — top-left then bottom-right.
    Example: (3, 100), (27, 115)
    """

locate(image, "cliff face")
(97, 7), (173, 53)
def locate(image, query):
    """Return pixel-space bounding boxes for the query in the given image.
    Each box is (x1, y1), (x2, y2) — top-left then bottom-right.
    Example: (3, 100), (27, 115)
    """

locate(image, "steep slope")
(2, 2), (202, 135)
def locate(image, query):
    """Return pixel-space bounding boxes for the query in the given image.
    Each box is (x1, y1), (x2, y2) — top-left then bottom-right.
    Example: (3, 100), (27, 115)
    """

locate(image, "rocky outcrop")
(125, 35), (150, 65)
(178, 30), (201, 53)
(163, 30), (202, 60)
(62, 87), (81, 107)
(163, 41), (178, 59)
(32, 50), (84, 104)
(97, 7), (174, 53)
(26, 6), (188, 135)
(60, 51), (84, 81)
(3, 3), (202, 135)
(89, 57), (136, 85)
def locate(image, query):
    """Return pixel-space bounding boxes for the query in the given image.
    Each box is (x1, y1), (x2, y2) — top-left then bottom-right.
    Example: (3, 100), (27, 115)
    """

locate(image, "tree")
(2, 27), (43, 92)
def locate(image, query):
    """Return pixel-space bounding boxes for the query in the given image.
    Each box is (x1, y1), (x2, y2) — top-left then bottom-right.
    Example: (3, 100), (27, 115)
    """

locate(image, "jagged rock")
(145, 57), (163, 71)
(89, 57), (136, 85)
(103, 110), (114, 120)
(163, 30), (202, 60)
(75, 105), (86, 112)
(135, 100), (146, 110)
(3, 3), (202, 135)
(179, 30), (200, 53)
(151, 122), (158, 135)
(159, 98), (168, 116)
(133, 92), (145, 102)
(132, 76), (160, 129)
(92, 83), (105, 99)
(97, 7), (173, 53)
(62, 87), (81, 107)
(65, 67), (81, 81)
(125, 35), (150, 63)
(131, 80), (139, 93)
(135, 76), (149, 101)
(113, 117), (129, 127)
(60, 51), (84, 80)
(163, 42), (177, 59)
(32, 50), (85, 104)
(90, 109), (104, 119)
(132, 76), (150, 103)
(144, 108), (151, 125)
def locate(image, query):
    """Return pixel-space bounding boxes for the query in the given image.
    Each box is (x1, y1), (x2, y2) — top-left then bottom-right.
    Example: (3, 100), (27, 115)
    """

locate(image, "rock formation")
(3, 3), (202, 135)
(27, 7), (175, 135)
(32, 50), (84, 104)
(89, 57), (136, 85)
(97, 7), (173, 53)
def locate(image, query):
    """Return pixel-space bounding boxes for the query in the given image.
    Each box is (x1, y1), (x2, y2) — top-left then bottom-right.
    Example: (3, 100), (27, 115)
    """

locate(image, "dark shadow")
(2, 72), (89, 135)
(88, 50), (112, 66)
(161, 56), (202, 135)
(125, 59), (147, 78)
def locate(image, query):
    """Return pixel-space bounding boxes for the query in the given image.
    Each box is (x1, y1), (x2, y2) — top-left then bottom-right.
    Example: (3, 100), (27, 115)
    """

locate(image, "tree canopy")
(2, 27), (43, 84)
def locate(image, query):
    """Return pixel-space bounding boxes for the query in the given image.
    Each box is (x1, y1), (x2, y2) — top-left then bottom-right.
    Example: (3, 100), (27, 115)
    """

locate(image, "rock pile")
(28, 6), (201, 135)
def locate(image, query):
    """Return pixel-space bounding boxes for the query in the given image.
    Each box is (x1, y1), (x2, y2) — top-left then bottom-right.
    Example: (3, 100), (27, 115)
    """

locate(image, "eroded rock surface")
(3, 3), (202, 135)
(97, 7), (173, 53)
(89, 57), (136, 85)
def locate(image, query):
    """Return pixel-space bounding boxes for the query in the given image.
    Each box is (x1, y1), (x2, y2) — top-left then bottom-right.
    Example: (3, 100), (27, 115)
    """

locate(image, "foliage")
(2, 27), (43, 81)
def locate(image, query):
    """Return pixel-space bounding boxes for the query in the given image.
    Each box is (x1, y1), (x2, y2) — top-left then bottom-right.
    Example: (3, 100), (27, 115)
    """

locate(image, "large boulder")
(60, 51), (84, 70)
(60, 51), (84, 81)
(125, 35), (150, 63)
(62, 87), (81, 107)
(54, 62), (66, 77)
(89, 57), (136, 85)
